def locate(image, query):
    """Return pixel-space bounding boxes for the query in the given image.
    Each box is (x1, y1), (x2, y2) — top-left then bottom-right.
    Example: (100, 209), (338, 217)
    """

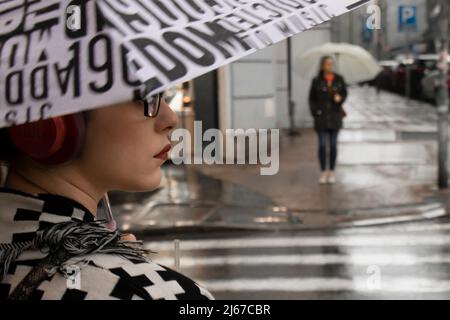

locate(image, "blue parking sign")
(399, 6), (417, 31)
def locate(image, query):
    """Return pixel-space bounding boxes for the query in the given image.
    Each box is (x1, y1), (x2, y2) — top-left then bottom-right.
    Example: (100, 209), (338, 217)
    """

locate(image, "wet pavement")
(108, 168), (285, 234)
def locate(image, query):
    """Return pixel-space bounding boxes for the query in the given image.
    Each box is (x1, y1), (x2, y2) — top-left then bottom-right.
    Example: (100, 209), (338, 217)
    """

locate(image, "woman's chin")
(120, 170), (162, 193)
(141, 171), (162, 191)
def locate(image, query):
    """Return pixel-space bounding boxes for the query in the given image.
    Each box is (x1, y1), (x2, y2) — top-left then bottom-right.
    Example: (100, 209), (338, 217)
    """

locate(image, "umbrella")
(294, 42), (382, 84)
(0, 0), (371, 128)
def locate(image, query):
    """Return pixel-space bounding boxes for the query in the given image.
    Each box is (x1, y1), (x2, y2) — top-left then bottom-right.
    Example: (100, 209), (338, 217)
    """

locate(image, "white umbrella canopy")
(0, 0), (371, 128)
(294, 42), (382, 84)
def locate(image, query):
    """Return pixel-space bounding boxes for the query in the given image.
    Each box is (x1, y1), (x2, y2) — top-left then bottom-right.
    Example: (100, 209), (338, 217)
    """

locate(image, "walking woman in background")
(309, 56), (348, 184)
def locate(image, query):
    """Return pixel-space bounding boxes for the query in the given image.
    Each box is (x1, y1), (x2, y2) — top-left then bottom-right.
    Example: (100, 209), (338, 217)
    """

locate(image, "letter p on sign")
(402, 8), (415, 22)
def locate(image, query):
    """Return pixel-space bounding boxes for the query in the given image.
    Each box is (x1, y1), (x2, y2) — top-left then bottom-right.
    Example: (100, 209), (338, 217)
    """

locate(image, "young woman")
(0, 93), (214, 300)
(309, 56), (348, 184)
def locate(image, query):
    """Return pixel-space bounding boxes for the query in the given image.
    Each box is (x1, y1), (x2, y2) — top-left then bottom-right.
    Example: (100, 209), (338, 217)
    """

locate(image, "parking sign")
(399, 5), (417, 31)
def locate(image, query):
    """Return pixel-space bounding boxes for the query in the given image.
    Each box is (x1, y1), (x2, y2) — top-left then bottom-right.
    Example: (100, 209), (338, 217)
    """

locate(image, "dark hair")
(0, 128), (17, 163)
(318, 55), (334, 76)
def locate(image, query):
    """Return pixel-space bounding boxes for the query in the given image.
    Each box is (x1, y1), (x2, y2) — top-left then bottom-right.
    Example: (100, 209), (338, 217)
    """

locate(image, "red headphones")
(7, 114), (85, 166)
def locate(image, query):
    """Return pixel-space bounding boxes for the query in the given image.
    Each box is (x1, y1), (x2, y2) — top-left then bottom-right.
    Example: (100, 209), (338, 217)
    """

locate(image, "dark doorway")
(193, 70), (219, 147)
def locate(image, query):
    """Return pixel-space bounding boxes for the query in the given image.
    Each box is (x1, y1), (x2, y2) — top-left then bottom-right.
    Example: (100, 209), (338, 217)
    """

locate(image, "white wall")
(272, 41), (288, 129)
(219, 48), (278, 130)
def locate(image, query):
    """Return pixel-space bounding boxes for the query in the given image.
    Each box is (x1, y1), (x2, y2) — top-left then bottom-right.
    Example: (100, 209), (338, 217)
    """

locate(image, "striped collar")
(0, 189), (95, 245)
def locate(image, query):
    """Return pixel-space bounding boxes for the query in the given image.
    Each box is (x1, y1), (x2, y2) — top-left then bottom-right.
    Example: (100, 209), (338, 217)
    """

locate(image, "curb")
(127, 205), (450, 237)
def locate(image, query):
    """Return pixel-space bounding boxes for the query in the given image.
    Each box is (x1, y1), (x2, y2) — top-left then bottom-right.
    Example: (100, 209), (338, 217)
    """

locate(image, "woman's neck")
(5, 163), (104, 216)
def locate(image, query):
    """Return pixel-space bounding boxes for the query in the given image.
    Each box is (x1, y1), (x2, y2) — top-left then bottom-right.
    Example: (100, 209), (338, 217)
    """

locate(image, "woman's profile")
(0, 92), (213, 300)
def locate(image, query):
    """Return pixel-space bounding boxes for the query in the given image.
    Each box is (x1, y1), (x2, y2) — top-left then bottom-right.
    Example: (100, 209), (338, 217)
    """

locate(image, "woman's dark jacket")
(309, 73), (348, 131)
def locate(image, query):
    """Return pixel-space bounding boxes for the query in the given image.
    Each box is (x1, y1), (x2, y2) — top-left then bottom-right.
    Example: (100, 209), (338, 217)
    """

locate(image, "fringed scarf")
(0, 220), (152, 282)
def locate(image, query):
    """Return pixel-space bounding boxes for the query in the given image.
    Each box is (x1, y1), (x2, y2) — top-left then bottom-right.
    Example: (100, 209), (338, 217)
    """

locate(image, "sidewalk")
(110, 87), (450, 234)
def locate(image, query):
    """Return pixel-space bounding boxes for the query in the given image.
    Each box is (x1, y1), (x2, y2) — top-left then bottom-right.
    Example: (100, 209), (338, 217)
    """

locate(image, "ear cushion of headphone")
(44, 114), (85, 166)
(8, 114), (85, 166)
(8, 117), (67, 161)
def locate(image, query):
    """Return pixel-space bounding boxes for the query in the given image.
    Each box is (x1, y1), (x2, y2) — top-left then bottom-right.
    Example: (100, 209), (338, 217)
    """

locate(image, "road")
(143, 217), (450, 299)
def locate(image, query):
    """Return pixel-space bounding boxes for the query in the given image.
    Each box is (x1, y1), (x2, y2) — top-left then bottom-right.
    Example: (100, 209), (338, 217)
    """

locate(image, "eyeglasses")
(139, 92), (164, 118)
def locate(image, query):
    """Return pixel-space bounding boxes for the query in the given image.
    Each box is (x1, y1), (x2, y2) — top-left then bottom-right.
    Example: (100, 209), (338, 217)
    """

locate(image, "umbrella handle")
(335, 53), (340, 74)
(101, 193), (117, 231)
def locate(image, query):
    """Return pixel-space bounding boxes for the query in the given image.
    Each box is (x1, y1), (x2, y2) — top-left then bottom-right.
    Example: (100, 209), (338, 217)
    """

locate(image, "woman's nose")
(155, 99), (179, 133)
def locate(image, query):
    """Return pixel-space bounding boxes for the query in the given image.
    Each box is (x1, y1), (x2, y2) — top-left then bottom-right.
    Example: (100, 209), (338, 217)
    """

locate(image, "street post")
(436, 0), (449, 189)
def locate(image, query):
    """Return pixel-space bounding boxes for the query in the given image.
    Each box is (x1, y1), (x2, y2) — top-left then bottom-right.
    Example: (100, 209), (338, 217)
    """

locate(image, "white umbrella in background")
(294, 43), (382, 84)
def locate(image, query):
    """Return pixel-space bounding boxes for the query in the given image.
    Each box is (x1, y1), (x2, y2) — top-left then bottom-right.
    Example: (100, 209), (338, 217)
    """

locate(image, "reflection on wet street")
(145, 218), (450, 299)
(108, 167), (287, 231)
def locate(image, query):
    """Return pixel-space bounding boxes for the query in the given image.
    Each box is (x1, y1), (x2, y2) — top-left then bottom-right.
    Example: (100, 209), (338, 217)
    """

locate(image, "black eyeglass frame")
(142, 92), (164, 118)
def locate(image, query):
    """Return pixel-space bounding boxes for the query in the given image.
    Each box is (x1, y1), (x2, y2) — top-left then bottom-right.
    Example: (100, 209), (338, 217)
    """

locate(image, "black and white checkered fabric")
(0, 189), (213, 300)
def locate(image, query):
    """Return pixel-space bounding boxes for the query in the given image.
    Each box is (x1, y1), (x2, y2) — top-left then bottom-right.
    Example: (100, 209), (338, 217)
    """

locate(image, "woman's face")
(77, 97), (179, 192)
(322, 58), (334, 74)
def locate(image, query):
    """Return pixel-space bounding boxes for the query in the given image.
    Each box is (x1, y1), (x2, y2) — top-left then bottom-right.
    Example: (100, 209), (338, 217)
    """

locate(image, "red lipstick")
(154, 144), (171, 161)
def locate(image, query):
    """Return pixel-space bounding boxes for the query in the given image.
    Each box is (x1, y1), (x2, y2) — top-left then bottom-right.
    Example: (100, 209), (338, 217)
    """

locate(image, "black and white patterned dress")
(0, 189), (213, 300)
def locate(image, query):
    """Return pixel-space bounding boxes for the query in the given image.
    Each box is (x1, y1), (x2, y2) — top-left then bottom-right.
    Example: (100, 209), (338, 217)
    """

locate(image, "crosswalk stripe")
(146, 234), (450, 251)
(199, 277), (450, 293)
(347, 208), (446, 227)
(339, 222), (450, 234)
(153, 253), (450, 268)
